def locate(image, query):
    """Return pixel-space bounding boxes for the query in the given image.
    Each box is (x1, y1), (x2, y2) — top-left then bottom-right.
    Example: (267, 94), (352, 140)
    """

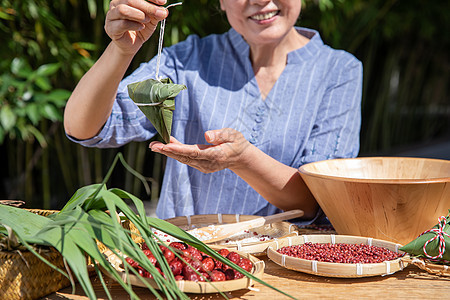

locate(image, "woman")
(64, 0), (362, 223)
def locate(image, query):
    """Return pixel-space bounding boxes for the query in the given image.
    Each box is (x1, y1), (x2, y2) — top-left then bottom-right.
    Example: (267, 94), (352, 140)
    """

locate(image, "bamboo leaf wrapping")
(127, 78), (187, 143)
(400, 210), (450, 262)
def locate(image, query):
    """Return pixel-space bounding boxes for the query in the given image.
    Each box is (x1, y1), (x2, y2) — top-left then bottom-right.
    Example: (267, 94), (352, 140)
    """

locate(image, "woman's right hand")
(105, 0), (168, 56)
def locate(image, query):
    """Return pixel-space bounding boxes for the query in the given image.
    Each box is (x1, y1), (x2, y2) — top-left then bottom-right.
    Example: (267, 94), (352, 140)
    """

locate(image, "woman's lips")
(249, 10), (280, 22)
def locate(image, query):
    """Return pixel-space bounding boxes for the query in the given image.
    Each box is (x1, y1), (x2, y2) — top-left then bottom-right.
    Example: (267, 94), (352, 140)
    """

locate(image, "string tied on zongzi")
(400, 210), (450, 264)
(420, 215), (450, 260)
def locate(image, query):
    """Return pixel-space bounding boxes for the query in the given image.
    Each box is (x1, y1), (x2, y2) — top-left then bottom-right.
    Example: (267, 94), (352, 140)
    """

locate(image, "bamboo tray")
(102, 249), (265, 293)
(402, 257), (450, 277)
(266, 234), (408, 278)
(163, 214), (299, 255)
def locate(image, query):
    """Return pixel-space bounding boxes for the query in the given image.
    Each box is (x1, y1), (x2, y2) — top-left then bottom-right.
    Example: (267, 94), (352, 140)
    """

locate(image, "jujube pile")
(125, 242), (253, 282)
(277, 242), (402, 263)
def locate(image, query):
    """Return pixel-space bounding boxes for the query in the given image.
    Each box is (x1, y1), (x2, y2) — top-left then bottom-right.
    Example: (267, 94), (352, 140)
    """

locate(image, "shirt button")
(251, 132), (258, 138)
(255, 118), (263, 123)
(253, 125), (262, 131)
(249, 138), (256, 144)
(256, 111), (264, 116)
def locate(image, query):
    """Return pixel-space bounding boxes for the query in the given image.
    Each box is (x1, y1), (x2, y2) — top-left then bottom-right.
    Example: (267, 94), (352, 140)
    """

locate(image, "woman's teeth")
(251, 11), (278, 21)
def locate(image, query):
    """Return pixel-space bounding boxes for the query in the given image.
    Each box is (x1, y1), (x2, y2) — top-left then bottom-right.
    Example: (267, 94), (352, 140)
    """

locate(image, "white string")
(330, 234), (336, 244)
(287, 236), (293, 246)
(178, 280), (184, 291)
(236, 241), (242, 251)
(155, 2), (183, 81)
(235, 214), (240, 223)
(311, 260), (318, 273)
(274, 239), (279, 249)
(248, 286), (260, 292)
(186, 215), (191, 229)
(367, 238), (373, 246)
(384, 261), (391, 275)
(218, 213), (223, 224)
(282, 254), (286, 267)
(302, 235), (309, 243)
(135, 100), (165, 107)
(356, 263), (363, 275)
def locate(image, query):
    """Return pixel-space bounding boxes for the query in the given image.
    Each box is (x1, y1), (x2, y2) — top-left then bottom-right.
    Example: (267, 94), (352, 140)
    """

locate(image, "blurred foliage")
(0, 0), (448, 208)
(301, 0), (449, 152)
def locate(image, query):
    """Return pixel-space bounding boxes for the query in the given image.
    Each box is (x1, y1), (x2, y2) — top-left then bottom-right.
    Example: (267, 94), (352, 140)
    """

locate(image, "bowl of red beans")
(298, 157), (450, 245)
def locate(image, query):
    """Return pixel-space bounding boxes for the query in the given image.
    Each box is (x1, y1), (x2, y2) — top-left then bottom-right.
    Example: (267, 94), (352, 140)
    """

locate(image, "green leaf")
(36, 63), (61, 77)
(35, 76), (52, 91)
(0, 105), (16, 131)
(127, 78), (186, 143)
(40, 104), (62, 121)
(26, 125), (48, 147)
(11, 58), (32, 78)
(47, 89), (72, 106)
(25, 103), (40, 125)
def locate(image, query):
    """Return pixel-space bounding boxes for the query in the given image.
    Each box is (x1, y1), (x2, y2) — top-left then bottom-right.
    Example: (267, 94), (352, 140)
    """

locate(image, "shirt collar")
(227, 27), (323, 64)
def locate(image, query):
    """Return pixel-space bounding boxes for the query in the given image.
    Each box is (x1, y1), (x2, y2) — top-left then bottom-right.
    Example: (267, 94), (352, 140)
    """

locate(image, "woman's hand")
(149, 128), (253, 173)
(105, 0), (168, 55)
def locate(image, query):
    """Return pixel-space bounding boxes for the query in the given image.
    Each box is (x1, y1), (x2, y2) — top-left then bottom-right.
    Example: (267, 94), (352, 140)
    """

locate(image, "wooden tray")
(266, 234), (408, 278)
(164, 214), (299, 255)
(102, 249), (265, 293)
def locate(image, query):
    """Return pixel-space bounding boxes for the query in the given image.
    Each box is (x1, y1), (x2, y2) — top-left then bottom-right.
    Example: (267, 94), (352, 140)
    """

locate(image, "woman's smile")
(249, 10), (280, 23)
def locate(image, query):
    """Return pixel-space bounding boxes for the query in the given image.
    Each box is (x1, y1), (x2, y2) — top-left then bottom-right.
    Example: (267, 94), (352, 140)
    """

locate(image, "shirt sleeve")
(300, 56), (363, 165)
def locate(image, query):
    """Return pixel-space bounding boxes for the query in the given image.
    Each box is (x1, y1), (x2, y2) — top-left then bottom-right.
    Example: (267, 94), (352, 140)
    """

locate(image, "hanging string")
(155, 2), (182, 81)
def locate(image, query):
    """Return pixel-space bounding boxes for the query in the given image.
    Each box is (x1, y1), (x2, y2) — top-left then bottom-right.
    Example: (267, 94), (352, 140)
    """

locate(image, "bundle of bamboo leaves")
(0, 153), (294, 300)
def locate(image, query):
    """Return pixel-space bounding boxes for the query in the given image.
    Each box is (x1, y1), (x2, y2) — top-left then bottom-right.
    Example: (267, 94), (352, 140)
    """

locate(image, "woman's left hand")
(149, 128), (252, 173)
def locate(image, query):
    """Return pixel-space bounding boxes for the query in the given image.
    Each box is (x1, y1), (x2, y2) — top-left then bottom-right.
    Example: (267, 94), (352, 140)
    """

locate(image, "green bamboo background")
(0, 0), (449, 209)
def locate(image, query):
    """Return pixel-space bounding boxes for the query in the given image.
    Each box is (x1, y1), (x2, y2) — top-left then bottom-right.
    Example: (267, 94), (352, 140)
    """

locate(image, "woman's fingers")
(109, 0), (168, 22)
(106, 0), (168, 42)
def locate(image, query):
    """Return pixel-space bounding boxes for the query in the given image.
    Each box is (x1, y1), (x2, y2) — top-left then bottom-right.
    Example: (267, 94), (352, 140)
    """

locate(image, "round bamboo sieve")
(266, 234), (407, 278)
(102, 249), (265, 293)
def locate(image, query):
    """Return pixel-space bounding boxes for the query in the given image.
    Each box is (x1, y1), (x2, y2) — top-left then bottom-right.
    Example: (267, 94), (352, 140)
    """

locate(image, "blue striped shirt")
(70, 27), (363, 222)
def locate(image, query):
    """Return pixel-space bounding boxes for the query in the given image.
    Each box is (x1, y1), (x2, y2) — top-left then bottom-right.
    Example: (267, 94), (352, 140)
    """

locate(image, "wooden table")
(44, 255), (450, 300)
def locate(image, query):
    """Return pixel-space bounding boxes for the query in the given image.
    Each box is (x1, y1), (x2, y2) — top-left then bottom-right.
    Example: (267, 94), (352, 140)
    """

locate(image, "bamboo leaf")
(127, 78), (186, 143)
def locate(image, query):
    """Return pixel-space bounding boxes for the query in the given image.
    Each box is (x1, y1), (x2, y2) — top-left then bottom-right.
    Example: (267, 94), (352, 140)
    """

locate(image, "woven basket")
(0, 209), (70, 300)
(125, 214), (298, 255)
(267, 234), (407, 278)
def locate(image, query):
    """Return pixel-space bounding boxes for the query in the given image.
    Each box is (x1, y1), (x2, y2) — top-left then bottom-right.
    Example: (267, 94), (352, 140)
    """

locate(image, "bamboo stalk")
(54, 126), (74, 192)
(41, 120), (50, 209)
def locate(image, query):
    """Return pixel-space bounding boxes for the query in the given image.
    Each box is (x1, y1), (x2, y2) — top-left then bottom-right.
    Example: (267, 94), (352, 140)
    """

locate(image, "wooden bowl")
(298, 157), (450, 245)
